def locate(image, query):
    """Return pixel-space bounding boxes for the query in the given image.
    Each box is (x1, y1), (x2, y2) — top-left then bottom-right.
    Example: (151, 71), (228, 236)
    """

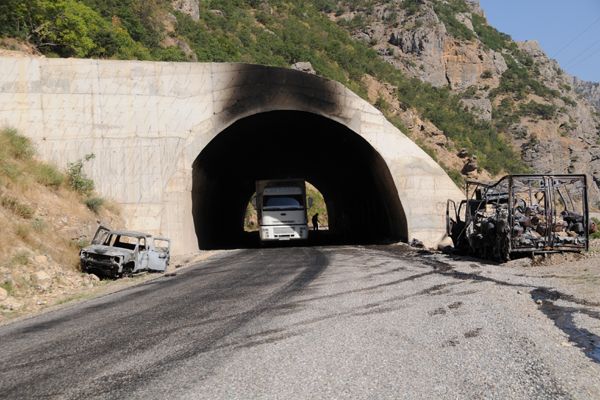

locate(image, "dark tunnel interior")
(192, 111), (408, 249)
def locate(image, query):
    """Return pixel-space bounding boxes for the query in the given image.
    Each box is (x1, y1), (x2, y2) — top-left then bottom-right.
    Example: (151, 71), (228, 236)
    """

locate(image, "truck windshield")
(263, 195), (304, 210)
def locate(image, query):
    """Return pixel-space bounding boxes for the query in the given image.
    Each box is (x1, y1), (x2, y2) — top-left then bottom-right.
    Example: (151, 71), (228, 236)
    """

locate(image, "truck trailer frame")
(447, 174), (589, 261)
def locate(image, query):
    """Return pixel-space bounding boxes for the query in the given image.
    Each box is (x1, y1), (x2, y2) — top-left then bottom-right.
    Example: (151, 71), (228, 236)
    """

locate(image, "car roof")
(109, 230), (151, 238)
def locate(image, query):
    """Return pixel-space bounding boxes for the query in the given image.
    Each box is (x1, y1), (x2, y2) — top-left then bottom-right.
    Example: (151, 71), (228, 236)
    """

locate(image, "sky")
(479, 0), (600, 82)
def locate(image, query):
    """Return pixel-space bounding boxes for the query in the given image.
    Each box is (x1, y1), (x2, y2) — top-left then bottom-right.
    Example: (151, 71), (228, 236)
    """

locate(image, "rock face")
(386, 7), (448, 87)
(171, 0), (199, 21)
(291, 61), (316, 75)
(350, 1), (507, 90)
(460, 98), (492, 121)
(444, 40), (507, 91)
(514, 41), (600, 204)
(574, 78), (600, 112)
(331, 0), (600, 206)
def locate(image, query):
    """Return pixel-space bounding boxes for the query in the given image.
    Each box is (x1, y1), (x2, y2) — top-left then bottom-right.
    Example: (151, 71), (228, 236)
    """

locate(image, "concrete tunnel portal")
(0, 58), (465, 253)
(192, 111), (408, 249)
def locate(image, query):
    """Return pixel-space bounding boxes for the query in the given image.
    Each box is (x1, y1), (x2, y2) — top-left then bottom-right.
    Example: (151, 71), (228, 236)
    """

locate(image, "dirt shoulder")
(0, 250), (222, 326)
(413, 239), (600, 304)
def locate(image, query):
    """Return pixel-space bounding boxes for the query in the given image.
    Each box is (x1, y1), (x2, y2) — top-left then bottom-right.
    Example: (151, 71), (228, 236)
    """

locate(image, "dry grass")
(0, 127), (123, 315)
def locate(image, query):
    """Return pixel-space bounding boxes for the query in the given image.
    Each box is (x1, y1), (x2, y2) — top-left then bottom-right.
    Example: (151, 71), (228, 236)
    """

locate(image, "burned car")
(447, 174), (589, 261)
(80, 226), (171, 278)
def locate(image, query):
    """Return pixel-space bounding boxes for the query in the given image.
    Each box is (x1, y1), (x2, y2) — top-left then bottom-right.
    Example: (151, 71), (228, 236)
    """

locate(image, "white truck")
(256, 179), (311, 242)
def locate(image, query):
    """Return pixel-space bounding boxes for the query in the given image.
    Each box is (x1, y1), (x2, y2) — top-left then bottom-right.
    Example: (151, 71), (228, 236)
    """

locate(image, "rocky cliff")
(574, 79), (600, 112)
(171, 0), (199, 21)
(330, 0), (600, 206)
(1, 0), (598, 205)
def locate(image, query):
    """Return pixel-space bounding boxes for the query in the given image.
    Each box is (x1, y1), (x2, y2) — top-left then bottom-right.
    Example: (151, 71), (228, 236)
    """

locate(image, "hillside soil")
(0, 250), (221, 326)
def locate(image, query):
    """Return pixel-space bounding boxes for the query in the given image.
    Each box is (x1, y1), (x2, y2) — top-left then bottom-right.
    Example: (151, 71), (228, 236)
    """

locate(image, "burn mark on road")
(429, 307), (447, 316)
(448, 301), (463, 310)
(464, 328), (482, 338)
(531, 289), (600, 364)
(442, 337), (460, 347)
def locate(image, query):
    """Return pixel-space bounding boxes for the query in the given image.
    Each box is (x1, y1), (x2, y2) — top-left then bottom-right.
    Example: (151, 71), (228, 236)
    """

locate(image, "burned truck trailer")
(447, 174), (589, 261)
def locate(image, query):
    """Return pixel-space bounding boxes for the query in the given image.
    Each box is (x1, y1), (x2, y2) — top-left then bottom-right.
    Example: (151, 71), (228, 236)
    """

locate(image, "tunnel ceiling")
(192, 111), (407, 249)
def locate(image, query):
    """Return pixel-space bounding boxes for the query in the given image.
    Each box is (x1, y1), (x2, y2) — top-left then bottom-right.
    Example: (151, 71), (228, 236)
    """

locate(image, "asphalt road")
(0, 246), (599, 399)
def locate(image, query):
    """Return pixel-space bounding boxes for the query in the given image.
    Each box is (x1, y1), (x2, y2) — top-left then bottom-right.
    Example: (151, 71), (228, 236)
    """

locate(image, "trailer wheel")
(498, 232), (510, 262)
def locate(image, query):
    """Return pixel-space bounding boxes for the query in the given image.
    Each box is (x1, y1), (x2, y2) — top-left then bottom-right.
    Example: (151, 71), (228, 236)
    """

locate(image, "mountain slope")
(327, 0), (600, 204)
(1, 0), (599, 206)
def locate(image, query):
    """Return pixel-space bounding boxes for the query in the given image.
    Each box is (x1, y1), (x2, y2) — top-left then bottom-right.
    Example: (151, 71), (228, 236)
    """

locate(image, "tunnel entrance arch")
(192, 110), (408, 250)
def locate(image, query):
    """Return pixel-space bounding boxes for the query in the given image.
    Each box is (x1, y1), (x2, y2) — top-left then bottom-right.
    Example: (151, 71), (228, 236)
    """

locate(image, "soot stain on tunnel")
(216, 64), (343, 126)
(193, 64), (408, 250)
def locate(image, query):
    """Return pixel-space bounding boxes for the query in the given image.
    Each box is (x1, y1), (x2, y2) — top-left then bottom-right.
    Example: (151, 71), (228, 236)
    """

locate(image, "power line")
(563, 37), (600, 68)
(566, 43), (600, 70)
(552, 14), (600, 58)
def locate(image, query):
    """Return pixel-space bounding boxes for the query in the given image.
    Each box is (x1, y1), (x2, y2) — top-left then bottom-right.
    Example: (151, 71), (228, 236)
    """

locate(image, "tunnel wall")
(0, 56), (463, 254)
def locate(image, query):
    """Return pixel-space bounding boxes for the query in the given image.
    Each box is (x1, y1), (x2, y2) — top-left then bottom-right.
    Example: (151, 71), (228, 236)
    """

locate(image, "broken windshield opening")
(263, 195), (304, 210)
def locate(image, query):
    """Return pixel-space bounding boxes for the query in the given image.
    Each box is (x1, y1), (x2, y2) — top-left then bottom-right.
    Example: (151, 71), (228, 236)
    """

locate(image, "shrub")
(85, 197), (104, 213)
(31, 218), (46, 232)
(471, 13), (511, 51)
(1, 196), (34, 219)
(519, 101), (557, 120)
(374, 96), (390, 113)
(461, 86), (478, 98)
(446, 168), (464, 188)
(592, 217), (600, 239)
(432, 0), (474, 41)
(0, 161), (20, 182)
(0, 281), (15, 296)
(0, 128), (34, 160)
(561, 96), (577, 107)
(66, 154), (95, 196)
(402, 0), (423, 16)
(314, 0), (337, 13)
(15, 223), (31, 240)
(9, 251), (30, 267)
(74, 238), (90, 250)
(480, 70), (493, 79)
(32, 164), (64, 189)
(151, 46), (189, 62)
(0, 0), (152, 59)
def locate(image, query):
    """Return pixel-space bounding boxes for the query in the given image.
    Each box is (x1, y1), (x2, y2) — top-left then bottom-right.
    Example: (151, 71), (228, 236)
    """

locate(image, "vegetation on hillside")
(0, 127), (122, 318)
(0, 0), (528, 176)
(592, 217), (600, 239)
(0, 128), (114, 256)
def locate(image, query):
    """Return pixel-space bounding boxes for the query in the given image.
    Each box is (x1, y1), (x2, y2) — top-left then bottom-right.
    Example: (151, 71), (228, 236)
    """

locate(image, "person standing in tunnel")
(312, 213), (319, 231)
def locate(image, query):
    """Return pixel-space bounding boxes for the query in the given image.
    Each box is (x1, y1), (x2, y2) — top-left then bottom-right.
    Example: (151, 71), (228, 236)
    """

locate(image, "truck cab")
(256, 179), (310, 241)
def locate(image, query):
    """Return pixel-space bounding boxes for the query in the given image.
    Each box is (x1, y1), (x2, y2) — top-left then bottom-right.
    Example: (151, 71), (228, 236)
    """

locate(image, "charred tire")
(497, 235), (510, 262)
(120, 263), (135, 278)
(496, 219), (511, 262)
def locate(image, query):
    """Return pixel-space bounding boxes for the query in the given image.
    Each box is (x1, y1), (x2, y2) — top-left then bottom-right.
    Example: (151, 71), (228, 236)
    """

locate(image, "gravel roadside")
(1, 245), (599, 399)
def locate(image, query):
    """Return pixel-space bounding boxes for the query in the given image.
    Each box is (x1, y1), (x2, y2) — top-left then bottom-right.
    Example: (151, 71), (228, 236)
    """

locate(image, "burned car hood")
(82, 245), (133, 257)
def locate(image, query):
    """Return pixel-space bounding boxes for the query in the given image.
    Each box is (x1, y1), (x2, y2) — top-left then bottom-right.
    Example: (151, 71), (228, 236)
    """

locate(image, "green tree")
(0, 0), (149, 58)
